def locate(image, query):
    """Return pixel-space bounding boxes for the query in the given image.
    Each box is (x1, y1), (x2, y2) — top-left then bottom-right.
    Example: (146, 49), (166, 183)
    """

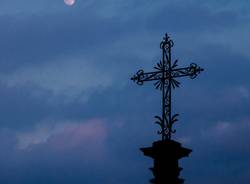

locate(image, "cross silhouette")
(131, 33), (204, 140)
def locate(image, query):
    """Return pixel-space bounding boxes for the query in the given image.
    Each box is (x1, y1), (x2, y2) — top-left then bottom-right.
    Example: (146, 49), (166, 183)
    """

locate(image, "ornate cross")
(131, 33), (204, 141)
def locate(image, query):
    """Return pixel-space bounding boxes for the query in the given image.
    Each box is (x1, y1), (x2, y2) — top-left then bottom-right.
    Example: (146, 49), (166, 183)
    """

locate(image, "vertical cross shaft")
(161, 35), (173, 140)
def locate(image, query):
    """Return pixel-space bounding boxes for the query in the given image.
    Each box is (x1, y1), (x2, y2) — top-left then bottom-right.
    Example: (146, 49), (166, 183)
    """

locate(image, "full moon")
(64, 0), (75, 6)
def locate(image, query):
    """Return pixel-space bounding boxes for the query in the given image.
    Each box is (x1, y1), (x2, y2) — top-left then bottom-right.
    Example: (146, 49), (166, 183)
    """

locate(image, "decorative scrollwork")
(131, 70), (165, 86)
(131, 33), (203, 140)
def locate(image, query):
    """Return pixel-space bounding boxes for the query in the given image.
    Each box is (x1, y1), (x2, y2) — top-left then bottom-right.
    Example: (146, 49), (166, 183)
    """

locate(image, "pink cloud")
(16, 119), (108, 159)
(48, 120), (107, 150)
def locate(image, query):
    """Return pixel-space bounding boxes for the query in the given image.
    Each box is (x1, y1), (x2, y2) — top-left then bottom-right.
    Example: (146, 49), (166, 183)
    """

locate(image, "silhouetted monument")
(131, 33), (203, 184)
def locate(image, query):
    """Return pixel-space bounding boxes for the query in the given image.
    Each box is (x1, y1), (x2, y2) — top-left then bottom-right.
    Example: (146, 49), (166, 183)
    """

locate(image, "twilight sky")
(0, 0), (250, 183)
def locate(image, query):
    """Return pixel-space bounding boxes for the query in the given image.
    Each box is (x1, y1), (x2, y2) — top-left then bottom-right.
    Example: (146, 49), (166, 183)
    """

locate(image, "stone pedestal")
(141, 140), (192, 184)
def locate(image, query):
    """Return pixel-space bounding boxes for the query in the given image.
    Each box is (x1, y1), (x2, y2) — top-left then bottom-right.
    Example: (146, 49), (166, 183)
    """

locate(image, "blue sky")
(0, 0), (250, 183)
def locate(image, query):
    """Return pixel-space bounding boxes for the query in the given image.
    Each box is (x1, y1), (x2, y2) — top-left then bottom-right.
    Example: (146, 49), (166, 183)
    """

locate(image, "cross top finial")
(160, 33), (174, 50)
(131, 33), (204, 140)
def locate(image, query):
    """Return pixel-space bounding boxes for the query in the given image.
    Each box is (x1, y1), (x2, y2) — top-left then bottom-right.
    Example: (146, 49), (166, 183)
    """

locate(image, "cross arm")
(131, 70), (163, 85)
(172, 63), (204, 79)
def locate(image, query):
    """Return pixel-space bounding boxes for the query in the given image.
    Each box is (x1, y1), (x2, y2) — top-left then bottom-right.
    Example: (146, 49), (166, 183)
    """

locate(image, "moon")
(64, 0), (75, 6)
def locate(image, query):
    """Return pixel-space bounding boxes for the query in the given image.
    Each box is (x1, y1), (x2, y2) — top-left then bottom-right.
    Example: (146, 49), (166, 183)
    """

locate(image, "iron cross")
(131, 33), (204, 141)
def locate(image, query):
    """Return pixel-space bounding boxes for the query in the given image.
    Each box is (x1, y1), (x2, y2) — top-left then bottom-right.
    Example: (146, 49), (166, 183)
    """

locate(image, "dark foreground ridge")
(131, 33), (203, 184)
